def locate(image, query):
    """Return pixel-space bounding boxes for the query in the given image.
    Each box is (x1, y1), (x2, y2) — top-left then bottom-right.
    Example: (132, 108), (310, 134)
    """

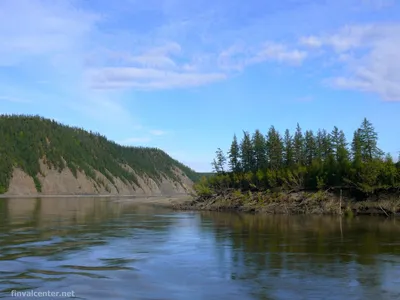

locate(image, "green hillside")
(0, 115), (200, 194)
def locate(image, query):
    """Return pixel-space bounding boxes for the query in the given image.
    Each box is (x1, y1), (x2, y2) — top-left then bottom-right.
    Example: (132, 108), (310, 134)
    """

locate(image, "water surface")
(1, 197), (400, 299)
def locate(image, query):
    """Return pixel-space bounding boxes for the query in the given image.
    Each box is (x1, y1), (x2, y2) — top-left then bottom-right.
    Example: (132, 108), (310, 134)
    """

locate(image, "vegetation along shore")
(175, 118), (400, 217)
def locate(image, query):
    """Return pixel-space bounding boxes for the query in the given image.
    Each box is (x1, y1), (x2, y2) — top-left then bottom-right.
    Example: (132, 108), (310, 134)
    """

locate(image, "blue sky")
(1, 0), (400, 172)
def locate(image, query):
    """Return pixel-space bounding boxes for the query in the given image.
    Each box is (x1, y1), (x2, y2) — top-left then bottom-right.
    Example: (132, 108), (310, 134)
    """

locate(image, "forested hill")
(0, 115), (200, 195)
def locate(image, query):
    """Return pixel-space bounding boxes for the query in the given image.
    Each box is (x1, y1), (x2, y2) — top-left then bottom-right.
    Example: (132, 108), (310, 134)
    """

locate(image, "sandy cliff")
(5, 160), (194, 196)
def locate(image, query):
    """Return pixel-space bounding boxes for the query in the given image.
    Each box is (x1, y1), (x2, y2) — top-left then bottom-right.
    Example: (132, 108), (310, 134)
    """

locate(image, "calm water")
(1, 198), (400, 300)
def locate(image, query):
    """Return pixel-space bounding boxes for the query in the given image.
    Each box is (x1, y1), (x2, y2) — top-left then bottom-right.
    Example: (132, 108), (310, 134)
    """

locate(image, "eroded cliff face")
(4, 160), (194, 196)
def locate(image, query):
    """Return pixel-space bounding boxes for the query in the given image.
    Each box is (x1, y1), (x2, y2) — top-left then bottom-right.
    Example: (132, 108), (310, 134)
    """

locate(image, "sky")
(0, 0), (400, 172)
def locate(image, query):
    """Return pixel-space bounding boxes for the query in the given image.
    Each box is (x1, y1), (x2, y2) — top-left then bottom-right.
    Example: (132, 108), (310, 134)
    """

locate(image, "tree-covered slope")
(0, 115), (200, 194)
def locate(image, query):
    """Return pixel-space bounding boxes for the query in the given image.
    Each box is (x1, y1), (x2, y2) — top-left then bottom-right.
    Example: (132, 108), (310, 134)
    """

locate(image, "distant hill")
(197, 172), (215, 178)
(0, 115), (201, 196)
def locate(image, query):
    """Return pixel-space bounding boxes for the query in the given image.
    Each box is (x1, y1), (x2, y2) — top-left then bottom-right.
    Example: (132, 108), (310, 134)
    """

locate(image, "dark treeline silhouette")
(196, 118), (400, 199)
(0, 114), (199, 193)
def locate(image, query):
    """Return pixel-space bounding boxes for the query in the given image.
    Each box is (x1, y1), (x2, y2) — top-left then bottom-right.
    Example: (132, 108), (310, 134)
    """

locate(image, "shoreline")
(0, 193), (191, 199)
(172, 191), (400, 217)
(3, 191), (399, 217)
(0, 194), (194, 207)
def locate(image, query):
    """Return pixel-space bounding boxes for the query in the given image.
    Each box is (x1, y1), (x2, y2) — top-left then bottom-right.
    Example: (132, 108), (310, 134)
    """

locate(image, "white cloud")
(149, 130), (167, 136)
(251, 42), (307, 65)
(360, 0), (395, 9)
(0, 0), (143, 133)
(299, 36), (323, 48)
(301, 23), (400, 101)
(0, 0), (312, 97)
(218, 42), (307, 71)
(84, 39), (308, 91)
(0, 96), (31, 103)
(86, 66), (227, 90)
(0, 0), (99, 66)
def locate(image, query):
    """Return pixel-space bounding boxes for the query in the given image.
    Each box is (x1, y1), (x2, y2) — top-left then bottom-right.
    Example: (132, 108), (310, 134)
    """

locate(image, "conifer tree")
(358, 118), (383, 161)
(283, 129), (294, 168)
(240, 131), (254, 172)
(293, 123), (305, 166)
(352, 129), (363, 168)
(304, 130), (316, 166)
(332, 127), (350, 167)
(266, 126), (283, 170)
(228, 134), (241, 172)
(252, 129), (267, 171)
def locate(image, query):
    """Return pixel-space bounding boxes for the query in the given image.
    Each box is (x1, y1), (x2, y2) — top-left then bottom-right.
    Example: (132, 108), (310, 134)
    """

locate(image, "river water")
(1, 197), (400, 300)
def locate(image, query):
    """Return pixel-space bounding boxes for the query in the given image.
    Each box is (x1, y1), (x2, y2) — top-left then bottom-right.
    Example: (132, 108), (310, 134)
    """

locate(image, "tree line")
(0, 115), (200, 193)
(197, 118), (399, 198)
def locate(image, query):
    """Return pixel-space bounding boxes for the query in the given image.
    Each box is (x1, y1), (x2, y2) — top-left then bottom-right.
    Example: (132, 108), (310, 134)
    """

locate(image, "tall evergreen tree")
(293, 123), (305, 166)
(252, 129), (267, 171)
(283, 129), (294, 168)
(331, 127), (350, 165)
(266, 126), (283, 170)
(351, 129), (363, 169)
(228, 134), (241, 172)
(319, 129), (333, 161)
(315, 129), (324, 162)
(304, 130), (316, 166)
(358, 118), (383, 161)
(240, 131), (255, 172)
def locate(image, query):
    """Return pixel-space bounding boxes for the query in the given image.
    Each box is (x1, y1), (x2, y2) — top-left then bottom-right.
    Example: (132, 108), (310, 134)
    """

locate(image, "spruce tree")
(252, 129), (267, 171)
(304, 130), (316, 166)
(293, 123), (305, 166)
(358, 118), (383, 161)
(283, 129), (294, 168)
(240, 131), (255, 172)
(351, 129), (363, 168)
(266, 126), (283, 170)
(228, 134), (241, 172)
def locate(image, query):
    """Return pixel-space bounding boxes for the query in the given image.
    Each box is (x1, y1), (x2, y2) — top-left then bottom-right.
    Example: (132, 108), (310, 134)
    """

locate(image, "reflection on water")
(1, 197), (400, 299)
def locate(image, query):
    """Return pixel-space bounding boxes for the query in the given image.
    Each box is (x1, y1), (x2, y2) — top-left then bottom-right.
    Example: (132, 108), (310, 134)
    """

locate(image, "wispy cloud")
(3, 0), (389, 100)
(84, 39), (307, 90)
(218, 42), (307, 71)
(87, 66), (227, 90)
(300, 23), (400, 101)
(0, 96), (30, 103)
(0, 0), (100, 66)
(299, 36), (323, 48)
(1, 0), (399, 132)
(149, 130), (168, 136)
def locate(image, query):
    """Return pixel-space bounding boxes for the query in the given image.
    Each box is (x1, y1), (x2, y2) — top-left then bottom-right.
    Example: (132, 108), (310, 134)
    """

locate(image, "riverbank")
(0, 193), (191, 199)
(0, 193), (194, 208)
(172, 190), (400, 217)
(116, 195), (194, 208)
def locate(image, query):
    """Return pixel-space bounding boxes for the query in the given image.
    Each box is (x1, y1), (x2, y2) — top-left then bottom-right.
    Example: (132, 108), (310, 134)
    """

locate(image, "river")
(1, 197), (400, 299)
